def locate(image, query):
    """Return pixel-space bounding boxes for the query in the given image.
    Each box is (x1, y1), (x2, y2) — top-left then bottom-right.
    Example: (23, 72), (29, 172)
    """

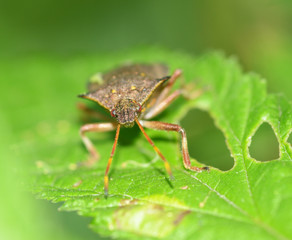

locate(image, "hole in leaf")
(181, 109), (234, 171)
(249, 122), (279, 161)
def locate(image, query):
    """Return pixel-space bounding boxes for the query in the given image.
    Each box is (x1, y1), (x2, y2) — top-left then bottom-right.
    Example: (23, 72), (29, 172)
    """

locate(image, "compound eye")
(111, 109), (117, 117)
(136, 103), (142, 112)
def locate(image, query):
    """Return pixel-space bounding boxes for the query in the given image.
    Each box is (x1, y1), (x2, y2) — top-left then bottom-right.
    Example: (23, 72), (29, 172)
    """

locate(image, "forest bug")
(78, 64), (208, 196)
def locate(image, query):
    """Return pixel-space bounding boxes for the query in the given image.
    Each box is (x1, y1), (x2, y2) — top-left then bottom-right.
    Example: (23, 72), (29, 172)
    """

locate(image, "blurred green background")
(1, 0), (291, 239)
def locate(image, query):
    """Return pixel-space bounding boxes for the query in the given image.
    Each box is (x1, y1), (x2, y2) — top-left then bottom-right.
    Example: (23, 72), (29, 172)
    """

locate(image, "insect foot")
(187, 165), (210, 172)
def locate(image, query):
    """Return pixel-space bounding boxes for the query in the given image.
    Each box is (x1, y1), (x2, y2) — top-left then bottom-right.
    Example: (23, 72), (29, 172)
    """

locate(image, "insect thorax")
(112, 99), (141, 128)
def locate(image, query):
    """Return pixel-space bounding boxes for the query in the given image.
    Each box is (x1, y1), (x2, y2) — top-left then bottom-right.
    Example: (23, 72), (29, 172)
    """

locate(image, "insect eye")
(111, 109), (117, 117)
(136, 104), (142, 112)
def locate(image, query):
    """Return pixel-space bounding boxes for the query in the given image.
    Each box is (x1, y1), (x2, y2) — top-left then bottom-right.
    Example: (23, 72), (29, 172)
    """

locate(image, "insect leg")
(135, 120), (173, 179)
(80, 122), (117, 166)
(139, 120), (209, 171)
(144, 89), (182, 119)
(104, 124), (120, 197)
(154, 69), (182, 106)
(144, 69), (202, 119)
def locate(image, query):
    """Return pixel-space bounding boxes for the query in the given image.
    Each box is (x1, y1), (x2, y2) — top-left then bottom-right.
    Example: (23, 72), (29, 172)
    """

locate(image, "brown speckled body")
(82, 64), (169, 108)
(79, 64), (170, 127)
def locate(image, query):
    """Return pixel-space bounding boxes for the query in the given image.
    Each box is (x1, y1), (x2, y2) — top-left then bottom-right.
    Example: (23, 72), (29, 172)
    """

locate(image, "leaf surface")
(8, 49), (292, 240)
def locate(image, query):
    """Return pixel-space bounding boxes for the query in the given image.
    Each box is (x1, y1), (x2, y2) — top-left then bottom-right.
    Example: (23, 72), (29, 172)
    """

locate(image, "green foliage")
(9, 48), (292, 239)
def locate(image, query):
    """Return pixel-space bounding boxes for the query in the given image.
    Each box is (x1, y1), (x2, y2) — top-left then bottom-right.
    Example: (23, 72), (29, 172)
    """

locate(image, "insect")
(79, 64), (208, 196)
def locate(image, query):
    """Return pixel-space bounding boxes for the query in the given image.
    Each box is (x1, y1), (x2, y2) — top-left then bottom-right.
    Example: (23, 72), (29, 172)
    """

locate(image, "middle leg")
(144, 69), (202, 120)
(144, 69), (182, 119)
(143, 89), (182, 119)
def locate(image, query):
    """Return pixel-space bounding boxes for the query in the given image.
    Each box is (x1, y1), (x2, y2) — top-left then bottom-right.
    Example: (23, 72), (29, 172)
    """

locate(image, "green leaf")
(10, 48), (292, 239)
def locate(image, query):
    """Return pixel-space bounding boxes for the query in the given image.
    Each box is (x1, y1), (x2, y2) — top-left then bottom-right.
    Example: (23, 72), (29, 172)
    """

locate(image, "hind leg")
(139, 120), (209, 171)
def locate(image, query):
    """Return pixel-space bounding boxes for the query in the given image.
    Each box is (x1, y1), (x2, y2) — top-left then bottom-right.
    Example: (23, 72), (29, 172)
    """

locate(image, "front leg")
(80, 122), (117, 166)
(140, 120), (209, 171)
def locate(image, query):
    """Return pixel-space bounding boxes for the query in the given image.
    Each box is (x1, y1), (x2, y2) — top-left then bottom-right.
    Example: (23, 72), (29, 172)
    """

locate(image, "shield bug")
(79, 64), (208, 196)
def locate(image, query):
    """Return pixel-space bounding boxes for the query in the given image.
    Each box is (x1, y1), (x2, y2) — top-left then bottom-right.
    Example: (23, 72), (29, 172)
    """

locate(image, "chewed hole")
(249, 122), (279, 161)
(181, 109), (234, 171)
